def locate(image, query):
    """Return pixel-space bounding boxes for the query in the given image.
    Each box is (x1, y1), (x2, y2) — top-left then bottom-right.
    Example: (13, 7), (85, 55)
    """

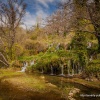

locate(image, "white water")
(89, 55), (93, 61)
(50, 65), (54, 75)
(72, 63), (74, 76)
(68, 69), (70, 76)
(30, 60), (34, 66)
(60, 65), (65, 76)
(87, 42), (92, 48)
(72, 69), (74, 76)
(20, 62), (28, 72)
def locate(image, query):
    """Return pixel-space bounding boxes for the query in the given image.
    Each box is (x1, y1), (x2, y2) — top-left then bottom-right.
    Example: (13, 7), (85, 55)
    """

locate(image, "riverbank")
(0, 69), (100, 100)
(63, 78), (100, 91)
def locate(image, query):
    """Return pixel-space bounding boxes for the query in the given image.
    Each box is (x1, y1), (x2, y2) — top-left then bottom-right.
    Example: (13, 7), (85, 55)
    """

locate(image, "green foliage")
(71, 32), (87, 50)
(26, 66), (34, 73)
(90, 60), (100, 64)
(12, 43), (24, 59)
(18, 55), (35, 61)
(85, 64), (100, 75)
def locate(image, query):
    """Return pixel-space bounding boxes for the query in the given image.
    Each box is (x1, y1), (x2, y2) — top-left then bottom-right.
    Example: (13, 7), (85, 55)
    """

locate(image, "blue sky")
(22, 0), (66, 29)
(0, 0), (66, 29)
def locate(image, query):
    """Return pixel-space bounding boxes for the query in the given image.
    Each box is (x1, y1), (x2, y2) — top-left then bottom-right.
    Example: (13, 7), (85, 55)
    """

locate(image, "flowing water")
(20, 62), (28, 72)
(0, 73), (100, 100)
(50, 65), (54, 75)
(60, 65), (65, 76)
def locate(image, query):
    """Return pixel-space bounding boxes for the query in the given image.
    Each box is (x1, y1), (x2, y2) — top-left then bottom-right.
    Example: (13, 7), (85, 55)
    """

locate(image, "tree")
(0, 0), (27, 60)
(57, 0), (100, 52)
(86, 0), (100, 52)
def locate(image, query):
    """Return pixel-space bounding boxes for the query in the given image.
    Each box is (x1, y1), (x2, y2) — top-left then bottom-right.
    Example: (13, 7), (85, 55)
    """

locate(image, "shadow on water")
(0, 73), (100, 100)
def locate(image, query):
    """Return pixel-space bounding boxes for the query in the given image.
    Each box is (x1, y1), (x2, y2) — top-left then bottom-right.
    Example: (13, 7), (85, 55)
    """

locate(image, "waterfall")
(79, 66), (82, 74)
(60, 65), (65, 76)
(68, 68), (70, 76)
(89, 55), (93, 61)
(68, 60), (70, 76)
(50, 65), (54, 75)
(87, 42), (92, 48)
(79, 69), (81, 74)
(72, 63), (74, 76)
(20, 62), (28, 72)
(72, 69), (74, 76)
(30, 60), (34, 66)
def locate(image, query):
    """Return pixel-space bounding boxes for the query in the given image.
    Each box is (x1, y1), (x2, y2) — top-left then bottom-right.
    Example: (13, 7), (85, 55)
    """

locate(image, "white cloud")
(61, 0), (67, 3)
(21, 11), (36, 29)
(20, 0), (56, 29)
(37, 0), (54, 8)
(21, 8), (48, 29)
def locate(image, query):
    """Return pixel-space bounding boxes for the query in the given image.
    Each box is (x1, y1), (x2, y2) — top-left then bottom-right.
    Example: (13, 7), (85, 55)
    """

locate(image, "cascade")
(68, 60), (71, 76)
(72, 63), (74, 76)
(60, 65), (65, 76)
(89, 55), (93, 61)
(20, 62), (28, 72)
(68, 68), (70, 76)
(30, 60), (34, 66)
(50, 65), (54, 75)
(72, 69), (74, 76)
(87, 42), (92, 48)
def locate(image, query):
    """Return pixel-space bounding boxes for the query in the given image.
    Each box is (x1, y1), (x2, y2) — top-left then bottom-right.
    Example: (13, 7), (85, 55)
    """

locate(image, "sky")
(21, 0), (66, 29)
(0, 0), (66, 29)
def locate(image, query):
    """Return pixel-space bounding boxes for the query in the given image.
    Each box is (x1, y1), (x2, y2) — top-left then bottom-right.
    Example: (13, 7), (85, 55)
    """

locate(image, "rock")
(47, 83), (57, 88)
(85, 78), (90, 81)
(74, 88), (80, 93)
(69, 92), (74, 97)
(68, 88), (80, 100)
(68, 96), (75, 100)
(72, 90), (77, 94)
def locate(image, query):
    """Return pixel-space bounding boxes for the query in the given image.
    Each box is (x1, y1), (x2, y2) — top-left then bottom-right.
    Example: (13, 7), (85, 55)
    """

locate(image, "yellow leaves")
(85, 24), (95, 32)
(12, 43), (24, 57)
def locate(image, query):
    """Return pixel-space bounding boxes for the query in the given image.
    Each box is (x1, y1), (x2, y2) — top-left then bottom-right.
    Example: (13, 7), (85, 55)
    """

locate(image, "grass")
(4, 75), (47, 92)
(0, 68), (22, 78)
(0, 68), (58, 93)
(0, 68), (100, 91)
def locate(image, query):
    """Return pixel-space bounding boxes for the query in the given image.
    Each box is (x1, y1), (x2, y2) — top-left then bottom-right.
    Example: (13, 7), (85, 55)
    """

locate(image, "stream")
(0, 73), (100, 100)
